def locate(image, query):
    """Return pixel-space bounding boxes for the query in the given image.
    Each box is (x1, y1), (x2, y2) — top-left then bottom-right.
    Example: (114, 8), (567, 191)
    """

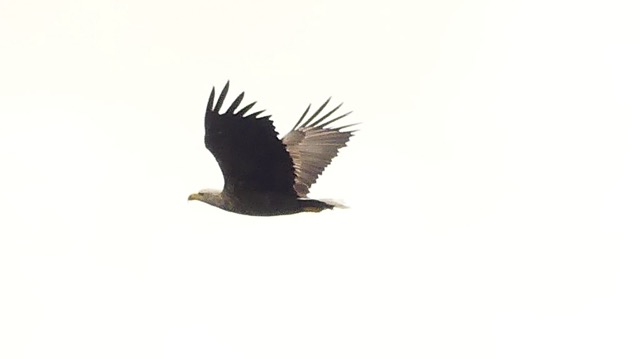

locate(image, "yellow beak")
(188, 193), (202, 201)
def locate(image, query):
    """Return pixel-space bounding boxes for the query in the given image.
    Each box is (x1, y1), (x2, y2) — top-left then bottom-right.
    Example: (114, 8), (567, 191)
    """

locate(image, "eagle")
(188, 82), (356, 216)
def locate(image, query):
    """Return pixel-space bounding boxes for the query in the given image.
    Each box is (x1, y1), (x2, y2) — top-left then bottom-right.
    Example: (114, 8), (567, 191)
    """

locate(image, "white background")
(1, 0), (638, 358)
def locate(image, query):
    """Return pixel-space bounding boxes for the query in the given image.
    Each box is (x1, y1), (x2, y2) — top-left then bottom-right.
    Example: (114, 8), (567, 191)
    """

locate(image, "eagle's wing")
(282, 99), (355, 197)
(205, 82), (297, 197)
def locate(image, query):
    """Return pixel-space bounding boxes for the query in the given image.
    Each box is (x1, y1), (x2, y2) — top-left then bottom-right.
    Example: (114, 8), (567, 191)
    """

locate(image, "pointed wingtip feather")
(249, 109), (266, 118)
(334, 121), (359, 132)
(207, 86), (216, 112)
(292, 104), (312, 131)
(308, 102), (343, 128)
(227, 92), (245, 114)
(237, 101), (257, 116)
(319, 111), (353, 129)
(302, 98), (331, 127)
(213, 81), (230, 114)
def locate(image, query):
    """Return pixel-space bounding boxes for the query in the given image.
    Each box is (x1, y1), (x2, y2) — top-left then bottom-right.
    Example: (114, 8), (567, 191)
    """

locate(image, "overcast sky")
(1, 0), (639, 358)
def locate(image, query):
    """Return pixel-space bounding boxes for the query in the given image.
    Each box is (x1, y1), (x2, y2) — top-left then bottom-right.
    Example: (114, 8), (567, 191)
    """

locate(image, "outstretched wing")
(205, 82), (297, 197)
(282, 98), (356, 197)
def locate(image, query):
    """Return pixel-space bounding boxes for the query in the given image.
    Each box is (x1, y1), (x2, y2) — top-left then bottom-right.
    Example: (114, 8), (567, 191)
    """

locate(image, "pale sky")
(1, 0), (639, 358)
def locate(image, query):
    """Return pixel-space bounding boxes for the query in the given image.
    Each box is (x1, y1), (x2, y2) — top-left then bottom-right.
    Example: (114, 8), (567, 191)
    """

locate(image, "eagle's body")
(191, 188), (333, 216)
(188, 82), (355, 216)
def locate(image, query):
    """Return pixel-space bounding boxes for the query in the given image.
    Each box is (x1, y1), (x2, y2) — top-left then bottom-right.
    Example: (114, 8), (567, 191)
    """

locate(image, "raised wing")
(205, 82), (297, 197)
(282, 98), (355, 197)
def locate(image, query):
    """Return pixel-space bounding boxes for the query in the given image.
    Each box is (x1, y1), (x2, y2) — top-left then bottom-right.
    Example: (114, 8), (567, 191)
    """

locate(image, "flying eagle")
(188, 82), (356, 216)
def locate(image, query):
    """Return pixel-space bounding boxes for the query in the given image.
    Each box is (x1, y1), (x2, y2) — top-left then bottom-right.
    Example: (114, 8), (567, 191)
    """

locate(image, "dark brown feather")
(204, 82), (297, 197)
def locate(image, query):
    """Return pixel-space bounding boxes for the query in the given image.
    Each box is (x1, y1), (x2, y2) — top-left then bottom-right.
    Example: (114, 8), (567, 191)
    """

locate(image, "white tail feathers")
(321, 199), (349, 209)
